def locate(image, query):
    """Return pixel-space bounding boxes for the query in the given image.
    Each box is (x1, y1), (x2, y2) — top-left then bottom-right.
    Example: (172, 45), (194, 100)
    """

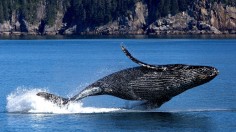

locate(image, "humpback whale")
(37, 46), (219, 108)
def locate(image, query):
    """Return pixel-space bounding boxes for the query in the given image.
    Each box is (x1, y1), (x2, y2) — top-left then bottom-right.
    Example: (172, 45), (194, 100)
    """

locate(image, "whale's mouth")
(214, 68), (219, 76)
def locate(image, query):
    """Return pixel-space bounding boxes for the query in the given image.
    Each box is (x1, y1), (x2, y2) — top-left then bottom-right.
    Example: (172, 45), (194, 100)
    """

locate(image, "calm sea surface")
(0, 39), (235, 131)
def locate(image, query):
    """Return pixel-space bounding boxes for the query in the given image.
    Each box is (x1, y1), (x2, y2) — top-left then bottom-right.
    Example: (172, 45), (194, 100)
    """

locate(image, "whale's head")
(183, 65), (219, 86)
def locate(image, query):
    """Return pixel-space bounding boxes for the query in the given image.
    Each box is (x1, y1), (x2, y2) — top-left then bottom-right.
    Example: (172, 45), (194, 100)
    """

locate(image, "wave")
(157, 108), (235, 113)
(6, 88), (122, 114)
(6, 88), (235, 114)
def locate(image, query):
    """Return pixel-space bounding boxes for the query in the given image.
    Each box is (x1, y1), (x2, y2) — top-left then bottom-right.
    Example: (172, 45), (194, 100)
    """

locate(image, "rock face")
(0, 1), (65, 36)
(147, 0), (236, 35)
(210, 3), (236, 33)
(78, 2), (148, 35)
(78, 0), (235, 35)
(147, 12), (196, 35)
(190, 0), (236, 34)
(0, 0), (235, 36)
(147, 11), (222, 35)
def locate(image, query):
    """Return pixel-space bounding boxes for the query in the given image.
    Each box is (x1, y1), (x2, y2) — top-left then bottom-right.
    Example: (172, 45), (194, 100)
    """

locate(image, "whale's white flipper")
(36, 92), (70, 107)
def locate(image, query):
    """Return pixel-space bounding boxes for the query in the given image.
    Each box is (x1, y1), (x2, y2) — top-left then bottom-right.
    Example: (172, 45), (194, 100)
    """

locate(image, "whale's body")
(37, 46), (218, 108)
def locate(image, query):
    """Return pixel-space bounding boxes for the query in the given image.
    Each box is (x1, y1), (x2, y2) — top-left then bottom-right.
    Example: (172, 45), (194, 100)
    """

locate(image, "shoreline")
(0, 34), (236, 40)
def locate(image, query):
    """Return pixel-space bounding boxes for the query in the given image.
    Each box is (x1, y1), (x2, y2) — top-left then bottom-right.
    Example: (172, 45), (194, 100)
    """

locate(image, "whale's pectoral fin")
(127, 98), (172, 110)
(139, 100), (170, 110)
(70, 86), (103, 101)
(147, 98), (172, 109)
(36, 92), (70, 107)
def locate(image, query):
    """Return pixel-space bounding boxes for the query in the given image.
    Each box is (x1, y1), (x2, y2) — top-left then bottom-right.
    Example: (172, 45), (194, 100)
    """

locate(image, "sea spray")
(6, 88), (231, 114)
(6, 88), (122, 114)
(6, 87), (51, 113)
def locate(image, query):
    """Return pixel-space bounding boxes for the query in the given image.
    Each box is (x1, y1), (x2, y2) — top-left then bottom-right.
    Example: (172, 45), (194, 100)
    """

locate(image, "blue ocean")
(0, 39), (235, 131)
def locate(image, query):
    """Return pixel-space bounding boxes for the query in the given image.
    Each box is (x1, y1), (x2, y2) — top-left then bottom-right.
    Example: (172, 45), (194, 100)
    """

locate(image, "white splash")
(7, 88), (230, 114)
(6, 88), (122, 114)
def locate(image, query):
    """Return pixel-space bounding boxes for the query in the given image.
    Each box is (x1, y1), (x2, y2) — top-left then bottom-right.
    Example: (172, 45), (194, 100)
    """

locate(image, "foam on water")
(6, 88), (234, 114)
(6, 88), (122, 114)
(157, 108), (234, 113)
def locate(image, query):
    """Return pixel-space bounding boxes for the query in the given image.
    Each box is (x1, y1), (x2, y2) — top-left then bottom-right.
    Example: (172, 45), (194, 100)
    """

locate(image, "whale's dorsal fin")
(121, 45), (166, 71)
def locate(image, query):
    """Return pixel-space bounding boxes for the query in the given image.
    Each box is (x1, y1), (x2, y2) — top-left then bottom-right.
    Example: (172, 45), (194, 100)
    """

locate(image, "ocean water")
(0, 39), (236, 131)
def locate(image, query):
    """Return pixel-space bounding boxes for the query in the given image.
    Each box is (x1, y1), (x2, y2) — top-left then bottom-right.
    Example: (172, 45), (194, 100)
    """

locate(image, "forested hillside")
(0, 0), (235, 35)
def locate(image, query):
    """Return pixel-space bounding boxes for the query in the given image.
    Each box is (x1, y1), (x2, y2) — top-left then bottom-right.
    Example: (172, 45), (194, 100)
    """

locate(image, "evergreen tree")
(0, 2), (4, 23)
(0, 0), (235, 28)
(45, 0), (57, 26)
(162, 0), (171, 16)
(178, 0), (188, 11)
(104, 0), (112, 23)
(171, 0), (179, 15)
(2, 0), (11, 21)
(147, 0), (159, 24)
(157, 0), (165, 17)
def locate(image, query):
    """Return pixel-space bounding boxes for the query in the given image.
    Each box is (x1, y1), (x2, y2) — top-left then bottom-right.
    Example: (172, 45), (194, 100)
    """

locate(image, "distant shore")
(0, 34), (235, 40)
(1, 1), (235, 39)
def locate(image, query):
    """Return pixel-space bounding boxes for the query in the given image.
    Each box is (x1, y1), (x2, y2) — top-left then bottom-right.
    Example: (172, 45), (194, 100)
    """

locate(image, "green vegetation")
(45, 1), (57, 26)
(146, 0), (192, 24)
(0, 0), (69, 26)
(209, 0), (236, 6)
(0, 2), (4, 23)
(0, 0), (235, 26)
(63, 0), (139, 30)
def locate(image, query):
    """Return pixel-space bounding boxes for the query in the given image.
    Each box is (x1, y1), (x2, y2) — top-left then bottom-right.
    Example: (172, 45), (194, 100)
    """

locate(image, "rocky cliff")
(79, 2), (148, 35)
(0, 0), (235, 36)
(0, 0), (68, 36)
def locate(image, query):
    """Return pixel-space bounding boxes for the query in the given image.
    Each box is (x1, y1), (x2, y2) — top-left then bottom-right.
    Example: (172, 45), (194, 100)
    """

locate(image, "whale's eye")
(198, 67), (216, 76)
